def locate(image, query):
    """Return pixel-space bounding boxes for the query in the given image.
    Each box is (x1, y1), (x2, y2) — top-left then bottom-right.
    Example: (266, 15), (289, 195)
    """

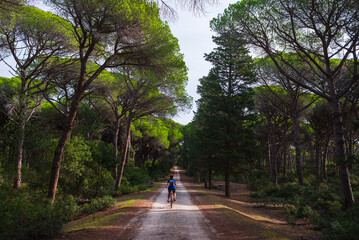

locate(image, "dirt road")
(57, 169), (321, 240)
(133, 169), (214, 240)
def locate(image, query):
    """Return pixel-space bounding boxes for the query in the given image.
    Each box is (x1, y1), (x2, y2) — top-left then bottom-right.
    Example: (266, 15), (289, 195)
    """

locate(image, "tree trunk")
(322, 138), (329, 180)
(113, 119), (120, 182)
(224, 165), (230, 198)
(315, 132), (321, 179)
(293, 115), (304, 185)
(204, 169), (207, 188)
(208, 167), (212, 189)
(114, 114), (132, 190)
(48, 95), (80, 202)
(330, 96), (354, 208)
(126, 135), (131, 164)
(13, 79), (27, 189)
(149, 152), (157, 175)
(13, 96), (26, 189)
(269, 133), (278, 185)
(283, 144), (288, 177)
(266, 140), (271, 173)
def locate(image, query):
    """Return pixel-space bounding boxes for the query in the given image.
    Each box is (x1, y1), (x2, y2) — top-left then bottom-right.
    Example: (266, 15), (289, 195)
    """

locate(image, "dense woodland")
(181, 0), (359, 239)
(0, 0), (359, 239)
(0, 0), (191, 239)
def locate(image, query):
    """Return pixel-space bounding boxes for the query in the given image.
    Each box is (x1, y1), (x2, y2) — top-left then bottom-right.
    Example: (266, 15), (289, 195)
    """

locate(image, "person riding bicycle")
(166, 174), (178, 202)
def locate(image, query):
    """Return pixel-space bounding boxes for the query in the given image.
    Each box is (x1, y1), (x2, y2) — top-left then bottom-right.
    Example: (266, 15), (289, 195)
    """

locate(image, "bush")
(123, 165), (151, 186)
(53, 195), (80, 221)
(0, 192), (64, 240)
(322, 202), (359, 240)
(247, 169), (272, 191)
(81, 196), (116, 215)
(273, 183), (303, 200)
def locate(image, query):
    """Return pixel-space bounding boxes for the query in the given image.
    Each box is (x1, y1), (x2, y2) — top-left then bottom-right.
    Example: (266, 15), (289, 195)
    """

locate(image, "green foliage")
(252, 176), (345, 227)
(0, 187), (64, 240)
(124, 164), (151, 186)
(247, 169), (272, 191)
(53, 195), (81, 222)
(81, 196), (116, 215)
(321, 202), (359, 240)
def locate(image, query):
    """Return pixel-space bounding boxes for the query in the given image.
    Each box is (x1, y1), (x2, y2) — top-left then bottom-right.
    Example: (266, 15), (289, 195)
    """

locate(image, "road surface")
(134, 169), (213, 240)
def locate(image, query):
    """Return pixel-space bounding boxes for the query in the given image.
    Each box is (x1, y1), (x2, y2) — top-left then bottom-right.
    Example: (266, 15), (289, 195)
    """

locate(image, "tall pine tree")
(195, 15), (257, 197)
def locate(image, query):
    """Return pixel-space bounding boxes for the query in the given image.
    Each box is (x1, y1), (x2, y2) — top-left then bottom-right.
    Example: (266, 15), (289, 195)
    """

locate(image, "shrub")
(0, 193), (64, 240)
(321, 202), (359, 240)
(274, 183), (303, 200)
(81, 196), (116, 215)
(124, 165), (151, 186)
(248, 169), (272, 191)
(53, 195), (80, 221)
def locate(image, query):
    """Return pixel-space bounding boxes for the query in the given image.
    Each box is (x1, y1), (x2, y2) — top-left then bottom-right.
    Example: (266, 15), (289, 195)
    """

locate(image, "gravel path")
(134, 169), (212, 240)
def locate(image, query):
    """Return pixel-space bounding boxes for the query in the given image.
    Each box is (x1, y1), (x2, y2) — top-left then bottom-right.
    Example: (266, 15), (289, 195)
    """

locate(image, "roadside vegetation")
(1, 0), (359, 240)
(0, 0), (189, 239)
(181, 1), (359, 239)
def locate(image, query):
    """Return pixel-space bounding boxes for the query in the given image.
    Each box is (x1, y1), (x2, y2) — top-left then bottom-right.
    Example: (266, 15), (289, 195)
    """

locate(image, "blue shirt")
(168, 179), (176, 189)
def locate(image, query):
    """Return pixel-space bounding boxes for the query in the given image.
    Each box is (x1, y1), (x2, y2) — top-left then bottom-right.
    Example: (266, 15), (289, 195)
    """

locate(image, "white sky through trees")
(169, 0), (238, 125)
(0, 0), (238, 125)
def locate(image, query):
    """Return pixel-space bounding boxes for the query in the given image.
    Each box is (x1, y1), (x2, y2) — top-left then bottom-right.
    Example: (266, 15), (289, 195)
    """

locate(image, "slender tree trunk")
(293, 115), (304, 185)
(208, 167), (212, 189)
(48, 94), (81, 202)
(269, 133), (277, 185)
(330, 96), (354, 208)
(204, 169), (207, 188)
(115, 114), (132, 190)
(13, 77), (27, 189)
(283, 144), (288, 177)
(113, 119), (120, 182)
(315, 133), (321, 179)
(196, 171), (200, 184)
(13, 95), (26, 189)
(149, 152), (157, 175)
(224, 164), (230, 198)
(322, 138), (329, 180)
(126, 135), (131, 164)
(266, 140), (271, 172)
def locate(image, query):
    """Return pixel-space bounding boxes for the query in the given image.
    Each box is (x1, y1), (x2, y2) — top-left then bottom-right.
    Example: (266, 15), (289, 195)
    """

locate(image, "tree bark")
(204, 169), (207, 188)
(13, 77), (27, 189)
(269, 133), (278, 185)
(149, 152), (157, 175)
(208, 167), (212, 189)
(315, 132), (321, 179)
(48, 95), (80, 202)
(125, 135), (131, 164)
(13, 95), (26, 189)
(293, 114), (304, 185)
(330, 96), (354, 208)
(322, 138), (329, 180)
(283, 144), (288, 177)
(113, 119), (120, 182)
(224, 165), (230, 198)
(114, 113), (132, 190)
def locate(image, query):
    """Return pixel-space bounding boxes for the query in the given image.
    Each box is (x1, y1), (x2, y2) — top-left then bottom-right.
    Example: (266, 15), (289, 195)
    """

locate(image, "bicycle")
(169, 188), (174, 208)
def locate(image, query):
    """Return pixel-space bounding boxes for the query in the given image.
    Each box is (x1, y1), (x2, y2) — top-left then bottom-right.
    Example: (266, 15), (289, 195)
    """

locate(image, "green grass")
(64, 211), (125, 232)
(144, 182), (161, 192)
(63, 182), (162, 232)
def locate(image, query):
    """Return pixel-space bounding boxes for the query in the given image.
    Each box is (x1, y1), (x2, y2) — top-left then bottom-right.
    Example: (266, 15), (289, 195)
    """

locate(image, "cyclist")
(166, 174), (178, 202)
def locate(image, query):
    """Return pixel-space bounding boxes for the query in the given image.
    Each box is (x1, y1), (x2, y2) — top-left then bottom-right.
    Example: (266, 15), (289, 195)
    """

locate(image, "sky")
(168, 0), (238, 125)
(0, 0), (238, 125)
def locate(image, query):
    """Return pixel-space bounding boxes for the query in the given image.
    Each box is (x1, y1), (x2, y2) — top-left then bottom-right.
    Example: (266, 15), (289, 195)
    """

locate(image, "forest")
(181, 0), (359, 239)
(0, 0), (191, 239)
(0, 0), (358, 239)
